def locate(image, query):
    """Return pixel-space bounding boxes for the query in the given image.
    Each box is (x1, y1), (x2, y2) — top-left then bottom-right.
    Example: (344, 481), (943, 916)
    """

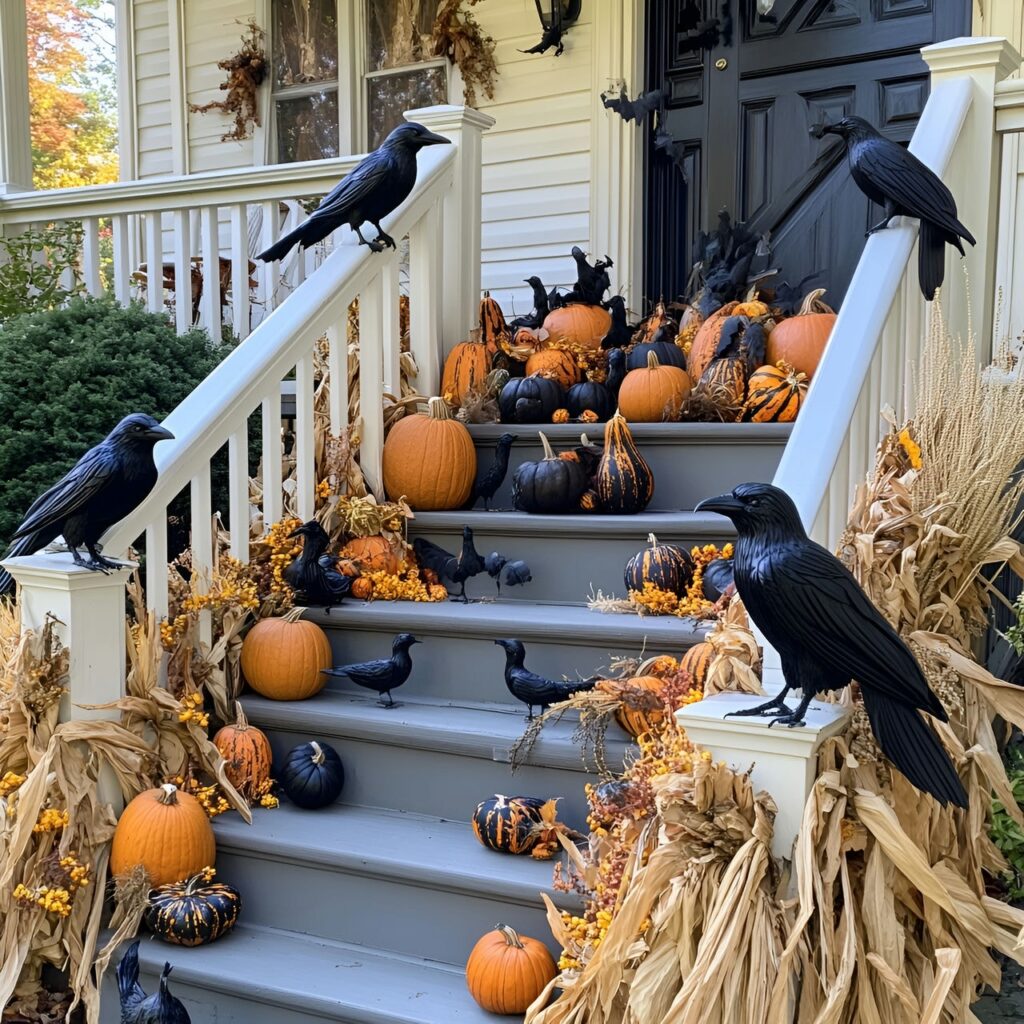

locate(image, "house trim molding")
(113, 0), (138, 181)
(167, 0), (189, 176)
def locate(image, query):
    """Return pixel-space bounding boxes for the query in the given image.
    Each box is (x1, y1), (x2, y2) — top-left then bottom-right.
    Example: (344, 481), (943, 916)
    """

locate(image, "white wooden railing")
(2, 104), (493, 714)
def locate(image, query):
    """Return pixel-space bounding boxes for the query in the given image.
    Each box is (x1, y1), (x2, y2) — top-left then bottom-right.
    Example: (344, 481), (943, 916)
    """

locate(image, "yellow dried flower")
(0, 771), (26, 796)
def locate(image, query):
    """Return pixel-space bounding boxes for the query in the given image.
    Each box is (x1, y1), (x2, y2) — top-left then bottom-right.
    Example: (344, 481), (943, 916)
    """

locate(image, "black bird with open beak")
(257, 122), (451, 262)
(811, 115), (974, 301)
(696, 482), (967, 808)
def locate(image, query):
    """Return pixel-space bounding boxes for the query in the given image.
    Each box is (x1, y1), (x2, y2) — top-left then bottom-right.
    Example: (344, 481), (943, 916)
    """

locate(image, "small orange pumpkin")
(441, 331), (490, 407)
(526, 347), (580, 388)
(542, 303), (612, 351)
(743, 362), (808, 423)
(340, 535), (400, 574)
(687, 301), (739, 381)
(110, 784), (216, 887)
(382, 397), (477, 510)
(766, 289), (836, 379)
(680, 642), (713, 690)
(351, 577), (374, 600)
(579, 489), (599, 512)
(241, 609), (332, 701)
(213, 702), (272, 800)
(615, 675), (668, 738)
(552, 408), (570, 424)
(466, 924), (557, 1015)
(617, 351), (691, 422)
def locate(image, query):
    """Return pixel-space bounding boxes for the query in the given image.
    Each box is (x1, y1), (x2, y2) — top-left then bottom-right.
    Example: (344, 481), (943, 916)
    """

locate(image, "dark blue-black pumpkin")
(626, 338), (687, 372)
(498, 374), (564, 424)
(512, 432), (589, 514)
(566, 380), (613, 422)
(280, 740), (345, 809)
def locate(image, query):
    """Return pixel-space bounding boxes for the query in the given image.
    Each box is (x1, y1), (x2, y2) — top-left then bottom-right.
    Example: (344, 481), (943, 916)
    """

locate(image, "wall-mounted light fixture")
(520, 0), (583, 58)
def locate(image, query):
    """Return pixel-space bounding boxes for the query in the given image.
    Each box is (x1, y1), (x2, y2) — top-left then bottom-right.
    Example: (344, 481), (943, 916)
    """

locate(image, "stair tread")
(409, 509), (734, 535)
(130, 925), (505, 1023)
(242, 691), (630, 773)
(466, 421), (792, 442)
(215, 802), (568, 906)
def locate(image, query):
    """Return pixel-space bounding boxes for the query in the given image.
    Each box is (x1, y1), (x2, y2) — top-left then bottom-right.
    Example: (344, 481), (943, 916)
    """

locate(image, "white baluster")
(409, 199), (442, 396)
(358, 272), (385, 498)
(230, 204), (251, 340)
(228, 425), (251, 563)
(327, 317), (349, 437)
(381, 252), (401, 397)
(190, 467), (214, 648)
(144, 211), (164, 313)
(145, 519), (169, 619)
(295, 351), (316, 522)
(260, 200), (280, 314)
(82, 217), (102, 296)
(111, 214), (131, 304)
(199, 206), (221, 334)
(828, 439), (850, 552)
(173, 209), (193, 333)
(262, 389), (282, 528)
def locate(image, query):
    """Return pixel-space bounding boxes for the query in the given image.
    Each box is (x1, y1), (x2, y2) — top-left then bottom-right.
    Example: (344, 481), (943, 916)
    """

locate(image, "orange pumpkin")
(552, 408), (570, 424)
(732, 299), (770, 318)
(766, 288), (836, 378)
(542, 303), (612, 351)
(351, 577), (374, 600)
(743, 362), (808, 423)
(340, 535), (400, 574)
(110, 784), (216, 887)
(687, 301), (739, 380)
(241, 609), (332, 701)
(632, 300), (678, 345)
(480, 293), (510, 354)
(466, 924), (557, 1015)
(441, 331), (490, 407)
(382, 397), (477, 510)
(615, 675), (667, 738)
(526, 347), (580, 388)
(213, 702), (272, 800)
(680, 642), (713, 690)
(617, 351), (691, 422)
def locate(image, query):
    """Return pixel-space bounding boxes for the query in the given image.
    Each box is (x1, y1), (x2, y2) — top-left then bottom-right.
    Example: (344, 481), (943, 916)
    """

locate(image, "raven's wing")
(854, 138), (975, 243)
(512, 669), (566, 705)
(12, 445), (118, 541)
(747, 540), (946, 718)
(304, 149), (398, 226)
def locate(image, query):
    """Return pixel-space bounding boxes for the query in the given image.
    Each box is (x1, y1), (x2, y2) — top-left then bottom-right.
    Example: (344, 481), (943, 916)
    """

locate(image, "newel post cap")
(404, 104), (496, 134)
(1, 551), (138, 592)
(922, 36), (1022, 83)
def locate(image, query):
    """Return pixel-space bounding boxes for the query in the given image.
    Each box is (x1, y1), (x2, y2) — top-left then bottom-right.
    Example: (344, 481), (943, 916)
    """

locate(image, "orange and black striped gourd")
(441, 331), (490, 407)
(743, 362), (808, 423)
(145, 871), (241, 946)
(472, 794), (555, 855)
(624, 533), (694, 595)
(480, 292), (510, 355)
(595, 413), (653, 514)
(680, 641), (713, 690)
(212, 702), (272, 801)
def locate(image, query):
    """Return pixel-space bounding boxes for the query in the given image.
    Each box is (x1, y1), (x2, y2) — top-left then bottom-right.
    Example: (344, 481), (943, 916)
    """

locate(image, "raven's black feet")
(724, 695), (791, 719)
(377, 699), (402, 709)
(377, 230), (397, 250)
(365, 238), (386, 254)
(766, 710), (808, 729)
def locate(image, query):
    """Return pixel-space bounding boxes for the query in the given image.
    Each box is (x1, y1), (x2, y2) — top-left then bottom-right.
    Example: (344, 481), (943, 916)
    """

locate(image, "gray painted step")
(302, 598), (709, 703)
(408, 510), (733, 604)
(213, 804), (573, 962)
(242, 691), (626, 823)
(103, 926), (511, 1024)
(466, 421), (790, 510)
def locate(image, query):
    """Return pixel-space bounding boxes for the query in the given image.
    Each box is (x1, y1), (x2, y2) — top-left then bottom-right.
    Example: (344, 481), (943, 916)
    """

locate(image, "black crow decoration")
(696, 483), (968, 808)
(494, 638), (596, 719)
(118, 941), (191, 1024)
(601, 296), (632, 350)
(323, 632), (421, 708)
(811, 116), (975, 300)
(601, 87), (666, 125)
(510, 277), (550, 330)
(0, 413), (174, 597)
(470, 432), (518, 511)
(257, 122), (450, 261)
(413, 525), (488, 602)
(283, 520), (352, 608)
(485, 553), (533, 596)
(520, 0), (583, 56)
(565, 247), (612, 306)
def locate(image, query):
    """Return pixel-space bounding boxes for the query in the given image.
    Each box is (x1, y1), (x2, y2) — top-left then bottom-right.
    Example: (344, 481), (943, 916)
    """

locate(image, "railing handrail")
(102, 141), (456, 554)
(771, 75), (974, 530)
(0, 155), (365, 222)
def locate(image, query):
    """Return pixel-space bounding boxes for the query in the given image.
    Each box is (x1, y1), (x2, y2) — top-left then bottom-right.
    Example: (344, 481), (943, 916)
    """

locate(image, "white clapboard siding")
(135, 0), (173, 178)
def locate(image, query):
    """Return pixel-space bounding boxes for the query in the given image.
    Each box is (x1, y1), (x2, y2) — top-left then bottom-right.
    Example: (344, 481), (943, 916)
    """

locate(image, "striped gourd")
(614, 675), (668, 739)
(742, 363), (808, 423)
(595, 413), (654, 514)
(472, 795), (553, 855)
(144, 872), (241, 946)
(213, 701), (272, 800)
(441, 334), (490, 406)
(680, 642), (713, 690)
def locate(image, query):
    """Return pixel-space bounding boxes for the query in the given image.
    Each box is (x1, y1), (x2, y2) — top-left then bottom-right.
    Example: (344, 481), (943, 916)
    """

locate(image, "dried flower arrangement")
(432, 0), (499, 108)
(188, 19), (267, 143)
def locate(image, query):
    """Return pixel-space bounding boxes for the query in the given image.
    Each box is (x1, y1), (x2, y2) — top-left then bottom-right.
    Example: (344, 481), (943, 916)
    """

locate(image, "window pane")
(276, 91), (340, 163)
(367, 67), (447, 149)
(366, 0), (441, 71)
(273, 0), (339, 88)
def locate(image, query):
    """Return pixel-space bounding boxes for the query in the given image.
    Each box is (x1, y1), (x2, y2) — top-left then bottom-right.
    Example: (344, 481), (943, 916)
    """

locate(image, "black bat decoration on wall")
(601, 87), (666, 125)
(653, 123), (689, 182)
(520, 0), (583, 57)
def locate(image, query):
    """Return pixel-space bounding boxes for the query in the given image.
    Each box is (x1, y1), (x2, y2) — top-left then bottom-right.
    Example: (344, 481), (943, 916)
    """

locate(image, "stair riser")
(407, 521), (730, 604)
(258, 725), (606, 825)
(214, 848), (560, 964)
(470, 432), (787, 510)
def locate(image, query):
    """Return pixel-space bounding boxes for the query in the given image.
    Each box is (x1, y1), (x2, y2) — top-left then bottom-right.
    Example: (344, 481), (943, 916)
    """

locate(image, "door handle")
(715, 58), (728, 70)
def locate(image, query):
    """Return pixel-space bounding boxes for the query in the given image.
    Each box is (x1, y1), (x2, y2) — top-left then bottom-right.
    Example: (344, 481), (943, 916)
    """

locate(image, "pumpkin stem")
(645, 351), (661, 370)
(496, 923), (526, 949)
(427, 396), (455, 421)
(233, 701), (250, 731)
(647, 533), (658, 547)
(799, 288), (833, 316)
(310, 741), (326, 766)
(282, 607), (307, 624)
(537, 432), (558, 461)
(157, 783), (179, 806)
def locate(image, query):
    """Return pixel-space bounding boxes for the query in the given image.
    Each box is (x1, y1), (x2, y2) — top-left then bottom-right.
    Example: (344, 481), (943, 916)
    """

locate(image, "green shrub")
(991, 742), (1024, 903)
(0, 297), (233, 548)
(0, 222), (86, 320)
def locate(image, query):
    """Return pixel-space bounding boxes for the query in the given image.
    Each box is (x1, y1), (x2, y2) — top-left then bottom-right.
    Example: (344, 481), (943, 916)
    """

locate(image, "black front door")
(643, 0), (971, 309)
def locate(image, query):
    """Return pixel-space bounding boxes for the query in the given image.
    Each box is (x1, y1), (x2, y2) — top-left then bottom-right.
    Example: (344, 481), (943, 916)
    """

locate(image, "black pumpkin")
(472, 794), (553, 855)
(702, 557), (735, 601)
(144, 871), (241, 947)
(566, 380), (613, 422)
(280, 740), (345, 809)
(595, 414), (654, 514)
(512, 432), (590, 514)
(498, 374), (564, 424)
(624, 533), (694, 595)
(626, 339), (687, 372)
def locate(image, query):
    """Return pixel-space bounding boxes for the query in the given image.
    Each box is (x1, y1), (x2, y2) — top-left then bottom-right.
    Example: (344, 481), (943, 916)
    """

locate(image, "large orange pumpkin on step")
(382, 397), (477, 510)
(213, 702), (272, 800)
(441, 332), (490, 407)
(466, 924), (557, 1015)
(743, 363), (808, 423)
(617, 351), (691, 422)
(526, 347), (580, 388)
(766, 289), (836, 379)
(241, 610), (332, 701)
(110, 784), (216, 886)
(542, 303), (612, 351)
(340, 535), (401, 574)
(615, 675), (668, 738)
(687, 301), (739, 380)
(680, 642), (713, 690)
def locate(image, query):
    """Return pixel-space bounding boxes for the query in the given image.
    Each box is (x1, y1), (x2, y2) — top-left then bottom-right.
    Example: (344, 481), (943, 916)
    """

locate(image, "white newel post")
(0, 1), (33, 195)
(405, 105), (495, 360)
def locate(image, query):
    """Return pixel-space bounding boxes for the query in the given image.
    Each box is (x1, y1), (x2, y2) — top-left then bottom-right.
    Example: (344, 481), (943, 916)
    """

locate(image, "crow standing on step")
(494, 639), (597, 719)
(471, 432), (518, 511)
(256, 122), (450, 261)
(413, 525), (487, 602)
(696, 483), (968, 808)
(283, 520), (352, 608)
(812, 116), (975, 300)
(118, 942), (191, 1024)
(322, 632), (422, 708)
(0, 413), (174, 598)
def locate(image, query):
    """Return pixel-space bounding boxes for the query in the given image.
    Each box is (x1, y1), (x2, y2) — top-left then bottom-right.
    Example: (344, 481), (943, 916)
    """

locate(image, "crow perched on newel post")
(812, 115), (975, 300)
(257, 122), (450, 262)
(0, 413), (174, 597)
(696, 482), (968, 808)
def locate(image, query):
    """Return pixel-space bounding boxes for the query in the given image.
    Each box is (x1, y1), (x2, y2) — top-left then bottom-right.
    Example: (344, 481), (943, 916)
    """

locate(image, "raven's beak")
(695, 493), (744, 517)
(288, 525), (307, 538)
(809, 123), (836, 139)
(146, 425), (175, 441)
(411, 638), (423, 645)
(419, 130), (451, 146)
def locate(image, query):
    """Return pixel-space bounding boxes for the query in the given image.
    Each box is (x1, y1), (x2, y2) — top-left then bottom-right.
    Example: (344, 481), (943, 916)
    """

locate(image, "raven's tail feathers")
(862, 688), (968, 808)
(117, 940), (144, 1005)
(0, 533), (44, 598)
(256, 224), (310, 263)
(918, 220), (946, 302)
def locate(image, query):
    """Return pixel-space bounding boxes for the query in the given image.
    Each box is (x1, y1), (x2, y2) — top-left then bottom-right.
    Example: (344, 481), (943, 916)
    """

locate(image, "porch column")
(0, 0), (33, 194)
